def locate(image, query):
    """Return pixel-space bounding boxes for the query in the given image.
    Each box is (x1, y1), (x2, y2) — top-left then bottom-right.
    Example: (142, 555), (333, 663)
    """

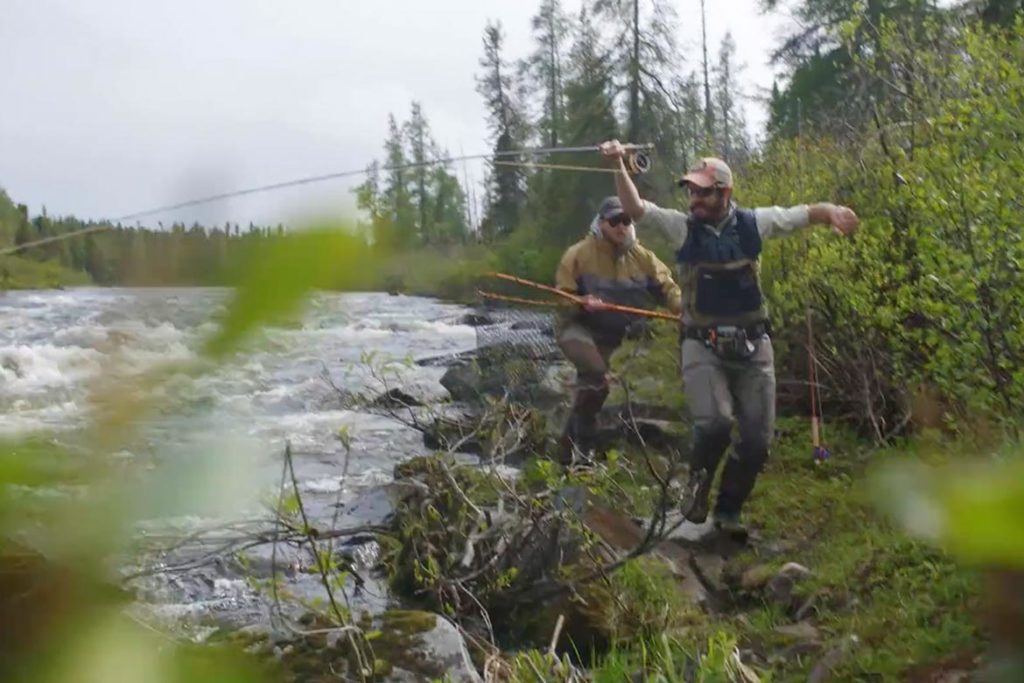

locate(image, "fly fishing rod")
(0, 142), (655, 257)
(490, 143), (654, 175)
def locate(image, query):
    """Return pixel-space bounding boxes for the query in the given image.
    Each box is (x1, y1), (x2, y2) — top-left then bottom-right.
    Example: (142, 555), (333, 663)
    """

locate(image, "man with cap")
(599, 140), (859, 535)
(554, 195), (682, 465)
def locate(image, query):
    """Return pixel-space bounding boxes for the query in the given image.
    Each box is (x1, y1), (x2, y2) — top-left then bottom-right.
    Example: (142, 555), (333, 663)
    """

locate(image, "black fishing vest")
(675, 208), (768, 327)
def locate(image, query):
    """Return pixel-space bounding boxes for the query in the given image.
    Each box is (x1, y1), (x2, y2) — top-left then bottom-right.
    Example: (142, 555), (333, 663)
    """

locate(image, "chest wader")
(553, 244), (666, 466)
(555, 325), (616, 465)
(676, 209), (775, 526)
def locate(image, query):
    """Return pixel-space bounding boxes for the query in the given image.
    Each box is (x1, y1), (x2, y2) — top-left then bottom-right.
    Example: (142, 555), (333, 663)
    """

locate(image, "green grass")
(692, 417), (983, 680)
(503, 415), (986, 681)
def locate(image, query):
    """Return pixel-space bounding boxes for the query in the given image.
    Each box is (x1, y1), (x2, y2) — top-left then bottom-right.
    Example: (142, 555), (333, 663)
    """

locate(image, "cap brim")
(679, 172), (714, 188)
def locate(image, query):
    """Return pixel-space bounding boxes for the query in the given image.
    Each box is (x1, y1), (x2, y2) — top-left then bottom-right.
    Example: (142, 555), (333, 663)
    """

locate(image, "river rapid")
(0, 287), (481, 637)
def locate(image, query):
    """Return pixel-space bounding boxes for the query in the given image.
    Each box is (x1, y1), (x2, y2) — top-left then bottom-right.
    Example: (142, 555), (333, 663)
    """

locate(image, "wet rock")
(510, 319), (553, 335)
(540, 362), (573, 400)
(415, 349), (476, 368)
(439, 363), (488, 402)
(373, 610), (481, 683)
(439, 349), (564, 406)
(583, 503), (707, 605)
(372, 388), (425, 408)
(458, 313), (496, 327)
(421, 416), (485, 455)
(272, 610), (481, 683)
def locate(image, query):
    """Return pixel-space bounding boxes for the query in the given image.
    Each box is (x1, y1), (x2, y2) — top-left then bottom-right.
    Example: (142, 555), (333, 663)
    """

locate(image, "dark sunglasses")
(682, 184), (718, 198)
(607, 214), (632, 227)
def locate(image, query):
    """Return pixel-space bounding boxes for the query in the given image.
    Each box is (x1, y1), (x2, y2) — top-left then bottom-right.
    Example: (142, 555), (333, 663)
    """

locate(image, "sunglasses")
(683, 185), (718, 198)
(607, 214), (632, 227)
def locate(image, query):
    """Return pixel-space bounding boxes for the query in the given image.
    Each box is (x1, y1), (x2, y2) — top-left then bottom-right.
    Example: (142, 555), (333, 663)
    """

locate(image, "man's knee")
(738, 424), (771, 454)
(577, 368), (609, 392)
(559, 340), (608, 379)
(694, 416), (732, 441)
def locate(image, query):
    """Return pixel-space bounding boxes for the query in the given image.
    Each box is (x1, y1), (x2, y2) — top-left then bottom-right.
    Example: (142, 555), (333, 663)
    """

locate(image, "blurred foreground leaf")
(875, 454), (1024, 567)
(204, 226), (375, 359)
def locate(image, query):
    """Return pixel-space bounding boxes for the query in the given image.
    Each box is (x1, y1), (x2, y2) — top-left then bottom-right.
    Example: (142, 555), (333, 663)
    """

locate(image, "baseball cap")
(597, 196), (625, 220)
(679, 157), (733, 189)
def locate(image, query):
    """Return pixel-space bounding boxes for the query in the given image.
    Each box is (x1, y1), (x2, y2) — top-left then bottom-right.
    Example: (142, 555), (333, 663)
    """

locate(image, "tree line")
(0, 193), (286, 286)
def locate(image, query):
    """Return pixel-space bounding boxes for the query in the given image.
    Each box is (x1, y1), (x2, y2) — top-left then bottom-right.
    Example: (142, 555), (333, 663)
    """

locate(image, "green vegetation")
(375, 404), (989, 680)
(3, 1), (1024, 681)
(0, 226), (379, 683)
(0, 253), (90, 290)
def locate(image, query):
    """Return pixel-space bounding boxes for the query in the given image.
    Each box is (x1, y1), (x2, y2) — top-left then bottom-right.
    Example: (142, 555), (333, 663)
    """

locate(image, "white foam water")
(2, 287), (478, 627)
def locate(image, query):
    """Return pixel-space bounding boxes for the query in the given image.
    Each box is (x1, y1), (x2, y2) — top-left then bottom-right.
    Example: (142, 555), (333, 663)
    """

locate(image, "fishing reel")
(624, 149), (653, 175)
(617, 144), (654, 175)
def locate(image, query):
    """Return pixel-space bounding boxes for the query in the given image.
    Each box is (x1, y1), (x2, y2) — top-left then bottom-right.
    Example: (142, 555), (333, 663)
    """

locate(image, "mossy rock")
(270, 610), (479, 682)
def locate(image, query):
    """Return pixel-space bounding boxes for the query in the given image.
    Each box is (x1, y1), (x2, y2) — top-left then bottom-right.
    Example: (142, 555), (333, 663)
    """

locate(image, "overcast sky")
(1, 0), (793, 229)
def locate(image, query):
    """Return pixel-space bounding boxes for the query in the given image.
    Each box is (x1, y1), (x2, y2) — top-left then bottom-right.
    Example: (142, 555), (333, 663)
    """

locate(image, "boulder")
(766, 562), (812, 606)
(440, 346), (566, 406)
(372, 388), (425, 409)
(271, 610), (481, 683)
(372, 610), (481, 683)
(510, 319), (554, 335)
(421, 416), (485, 455)
(457, 313), (496, 327)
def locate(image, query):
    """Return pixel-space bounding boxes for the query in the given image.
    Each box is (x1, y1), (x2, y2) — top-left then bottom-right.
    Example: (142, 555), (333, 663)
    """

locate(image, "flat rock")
(583, 504), (707, 605)
(774, 621), (821, 642)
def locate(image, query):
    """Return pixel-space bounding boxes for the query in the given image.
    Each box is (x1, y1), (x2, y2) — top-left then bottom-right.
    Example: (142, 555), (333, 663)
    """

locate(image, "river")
(0, 287), (481, 637)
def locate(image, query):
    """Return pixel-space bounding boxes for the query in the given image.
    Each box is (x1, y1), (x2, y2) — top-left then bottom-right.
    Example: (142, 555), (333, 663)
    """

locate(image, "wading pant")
(681, 336), (775, 516)
(556, 322), (616, 462)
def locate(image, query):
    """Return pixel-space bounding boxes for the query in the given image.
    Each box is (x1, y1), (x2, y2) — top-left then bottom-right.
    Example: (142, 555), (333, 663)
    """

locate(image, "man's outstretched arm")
(808, 203), (859, 236)
(757, 203), (860, 239)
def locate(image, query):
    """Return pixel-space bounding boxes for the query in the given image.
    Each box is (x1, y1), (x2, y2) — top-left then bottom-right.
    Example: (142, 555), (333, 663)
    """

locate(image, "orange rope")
(487, 272), (680, 322)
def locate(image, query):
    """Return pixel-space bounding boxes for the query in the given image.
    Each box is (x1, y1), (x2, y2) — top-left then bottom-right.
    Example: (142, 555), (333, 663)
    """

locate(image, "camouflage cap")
(679, 157), (733, 189)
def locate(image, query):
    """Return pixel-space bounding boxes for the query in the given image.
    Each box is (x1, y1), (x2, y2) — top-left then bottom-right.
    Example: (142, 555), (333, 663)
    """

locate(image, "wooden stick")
(487, 272), (680, 322)
(477, 291), (567, 308)
(548, 613), (566, 657)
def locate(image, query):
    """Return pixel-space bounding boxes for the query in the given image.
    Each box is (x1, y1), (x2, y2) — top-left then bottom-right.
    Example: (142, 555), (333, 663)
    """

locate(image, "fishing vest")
(676, 208), (768, 328)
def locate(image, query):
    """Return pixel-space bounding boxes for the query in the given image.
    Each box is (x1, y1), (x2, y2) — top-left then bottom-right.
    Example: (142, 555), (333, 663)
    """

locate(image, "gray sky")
(0, 0), (792, 229)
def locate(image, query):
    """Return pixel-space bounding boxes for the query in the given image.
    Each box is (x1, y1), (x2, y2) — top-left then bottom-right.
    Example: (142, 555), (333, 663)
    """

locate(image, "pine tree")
(382, 114), (416, 246)
(522, 0), (570, 149)
(406, 102), (433, 244)
(476, 20), (530, 241)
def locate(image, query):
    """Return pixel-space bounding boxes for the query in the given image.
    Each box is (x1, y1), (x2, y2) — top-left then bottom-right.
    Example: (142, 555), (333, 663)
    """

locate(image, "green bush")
(741, 20), (1024, 438)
